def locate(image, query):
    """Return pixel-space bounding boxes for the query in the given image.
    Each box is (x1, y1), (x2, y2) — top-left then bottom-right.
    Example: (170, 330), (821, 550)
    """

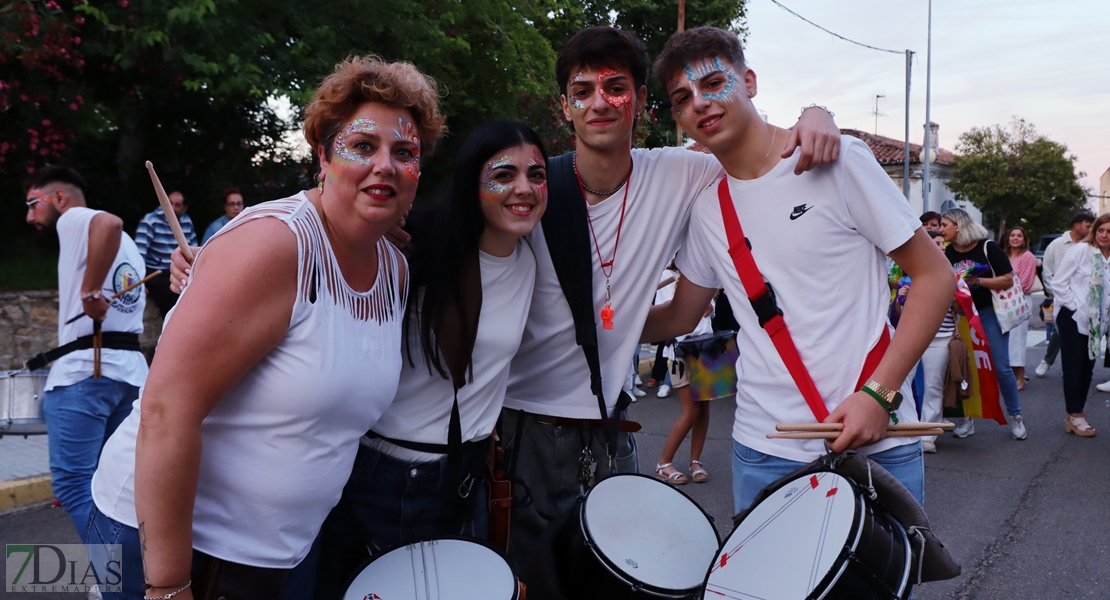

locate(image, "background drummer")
(23, 166), (148, 542)
(644, 26), (955, 512)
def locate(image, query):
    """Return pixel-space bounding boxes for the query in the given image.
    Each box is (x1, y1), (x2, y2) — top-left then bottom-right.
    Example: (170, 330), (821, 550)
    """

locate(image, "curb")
(0, 474), (53, 513)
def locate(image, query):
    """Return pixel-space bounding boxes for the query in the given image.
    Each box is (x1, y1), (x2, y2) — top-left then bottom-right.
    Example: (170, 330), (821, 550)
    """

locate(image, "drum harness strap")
(24, 331), (142, 372)
(715, 178), (890, 424)
(540, 153), (626, 485)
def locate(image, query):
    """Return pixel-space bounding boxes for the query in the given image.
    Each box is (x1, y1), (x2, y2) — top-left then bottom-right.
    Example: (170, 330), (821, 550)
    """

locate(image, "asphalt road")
(4, 346), (1108, 599)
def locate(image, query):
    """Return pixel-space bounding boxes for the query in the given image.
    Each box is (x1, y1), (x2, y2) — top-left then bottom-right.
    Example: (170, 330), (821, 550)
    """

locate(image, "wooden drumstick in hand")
(145, 161), (195, 262)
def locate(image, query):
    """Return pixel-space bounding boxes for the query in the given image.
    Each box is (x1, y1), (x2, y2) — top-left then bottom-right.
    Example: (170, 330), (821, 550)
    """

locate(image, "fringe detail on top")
(209, 195), (407, 324)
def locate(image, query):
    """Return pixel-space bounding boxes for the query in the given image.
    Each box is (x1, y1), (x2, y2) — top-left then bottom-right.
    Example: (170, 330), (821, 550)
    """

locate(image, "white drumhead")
(584, 474), (719, 590)
(705, 472), (858, 599)
(342, 538), (516, 600)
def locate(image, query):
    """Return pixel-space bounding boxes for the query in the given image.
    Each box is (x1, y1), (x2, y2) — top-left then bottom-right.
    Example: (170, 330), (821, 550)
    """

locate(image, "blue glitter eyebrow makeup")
(683, 57), (739, 104)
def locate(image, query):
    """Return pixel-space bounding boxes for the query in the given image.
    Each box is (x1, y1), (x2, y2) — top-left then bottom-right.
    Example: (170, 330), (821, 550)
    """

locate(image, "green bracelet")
(860, 387), (899, 424)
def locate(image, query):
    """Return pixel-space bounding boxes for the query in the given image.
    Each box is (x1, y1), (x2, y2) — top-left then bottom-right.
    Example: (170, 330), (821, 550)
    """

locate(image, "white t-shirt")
(505, 147), (723, 418)
(48, 207), (148, 391)
(370, 241), (536, 460)
(677, 136), (921, 462)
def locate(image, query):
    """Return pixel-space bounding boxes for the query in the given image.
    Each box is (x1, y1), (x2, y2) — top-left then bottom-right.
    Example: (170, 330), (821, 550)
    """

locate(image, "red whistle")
(600, 304), (614, 330)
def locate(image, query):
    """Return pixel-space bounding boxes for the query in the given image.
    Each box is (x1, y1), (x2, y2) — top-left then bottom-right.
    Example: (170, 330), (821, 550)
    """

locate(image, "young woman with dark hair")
(305, 119), (549, 596)
(1004, 226), (1037, 388)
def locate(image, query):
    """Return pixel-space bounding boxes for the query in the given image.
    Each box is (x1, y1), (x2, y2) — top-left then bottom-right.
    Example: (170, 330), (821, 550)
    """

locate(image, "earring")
(315, 172), (324, 193)
(748, 90), (756, 98)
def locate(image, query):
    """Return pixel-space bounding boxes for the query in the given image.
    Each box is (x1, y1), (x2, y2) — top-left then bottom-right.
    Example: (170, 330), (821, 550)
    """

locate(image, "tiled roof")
(840, 129), (954, 165)
(687, 130), (954, 166)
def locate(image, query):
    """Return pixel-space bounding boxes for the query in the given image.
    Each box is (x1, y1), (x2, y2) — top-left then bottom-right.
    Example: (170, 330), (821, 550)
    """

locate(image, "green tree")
(949, 118), (1088, 242)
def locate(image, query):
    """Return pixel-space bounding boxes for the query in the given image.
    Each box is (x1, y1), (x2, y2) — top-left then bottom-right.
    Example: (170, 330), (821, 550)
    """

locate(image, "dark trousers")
(145, 270), (179, 317)
(1058, 308), (1095, 414)
(1044, 329), (1061, 365)
(650, 343), (668, 382)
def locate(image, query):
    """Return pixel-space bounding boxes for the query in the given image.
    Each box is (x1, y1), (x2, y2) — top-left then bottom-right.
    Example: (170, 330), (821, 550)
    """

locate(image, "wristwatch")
(862, 379), (903, 410)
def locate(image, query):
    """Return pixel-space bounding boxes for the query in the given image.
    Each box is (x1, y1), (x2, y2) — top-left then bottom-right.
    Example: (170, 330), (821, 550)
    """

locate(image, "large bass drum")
(342, 537), (521, 600)
(703, 471), (910, 599)
(0, 370), (49, 436)
(547, 473), (721, 599)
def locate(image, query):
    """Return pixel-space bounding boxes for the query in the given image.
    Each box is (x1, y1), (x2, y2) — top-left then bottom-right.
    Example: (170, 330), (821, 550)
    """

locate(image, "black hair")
(919, 211), (942, 224)
(405, 119), (547, 380)
(1071, 212), (1095, 226)
(928, 229), (945, 239)
(25, 165), (88, 197)
(556, 27), (650, 97)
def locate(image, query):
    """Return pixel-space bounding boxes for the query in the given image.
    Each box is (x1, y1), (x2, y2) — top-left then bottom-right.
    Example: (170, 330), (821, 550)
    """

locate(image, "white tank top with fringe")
(92, 191), (407, 568)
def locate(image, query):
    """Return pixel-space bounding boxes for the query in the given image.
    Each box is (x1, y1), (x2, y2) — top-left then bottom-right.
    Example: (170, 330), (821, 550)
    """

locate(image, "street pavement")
(4, 339), (1108, 598)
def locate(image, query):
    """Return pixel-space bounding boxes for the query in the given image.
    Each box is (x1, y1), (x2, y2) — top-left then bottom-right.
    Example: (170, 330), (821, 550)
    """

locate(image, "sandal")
(1065, 415), (1097, 437)
(690, 460), (709, 483)
(654, 463), (688, 485)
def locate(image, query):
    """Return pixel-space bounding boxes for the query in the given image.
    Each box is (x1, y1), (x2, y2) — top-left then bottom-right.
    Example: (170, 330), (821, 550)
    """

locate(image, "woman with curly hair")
(88, 56), (445, 600)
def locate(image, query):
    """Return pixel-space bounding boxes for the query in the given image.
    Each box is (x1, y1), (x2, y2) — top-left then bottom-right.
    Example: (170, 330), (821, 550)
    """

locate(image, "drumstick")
(92, 321), (102, 379)
(775, 422), (955, 432)
(145, 161), (195, 263)
(767, 429), (945, 440)
(657, 276), (676, 290)
(64, 270), (164, 325)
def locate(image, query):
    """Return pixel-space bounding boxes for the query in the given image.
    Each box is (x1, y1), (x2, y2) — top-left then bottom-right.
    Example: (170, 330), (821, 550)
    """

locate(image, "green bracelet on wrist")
(860, 387), (899, 424)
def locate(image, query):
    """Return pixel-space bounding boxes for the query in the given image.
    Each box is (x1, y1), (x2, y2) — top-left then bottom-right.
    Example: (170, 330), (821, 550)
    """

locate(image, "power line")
(768, 0), (905, 55)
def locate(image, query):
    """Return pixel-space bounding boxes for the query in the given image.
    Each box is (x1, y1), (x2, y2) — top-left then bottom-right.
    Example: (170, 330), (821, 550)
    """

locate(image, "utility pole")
(872, 94), (885, 135)
(675, 0), (685, 146)
(903, 50), (913, 199)
(922, 0), (934, 213)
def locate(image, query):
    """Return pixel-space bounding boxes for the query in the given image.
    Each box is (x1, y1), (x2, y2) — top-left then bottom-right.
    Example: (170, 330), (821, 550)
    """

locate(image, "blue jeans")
(44, 378), (139, 540)
(292, 441), (491, 599)
(979, 306), (1023, 416)
(86, 506), (144, 600)
(732, 440), (925, 514)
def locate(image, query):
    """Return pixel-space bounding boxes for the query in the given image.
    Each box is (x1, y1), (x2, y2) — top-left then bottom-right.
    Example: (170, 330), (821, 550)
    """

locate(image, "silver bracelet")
(800, 104), (835, 118)
(146, 580), (191, 600)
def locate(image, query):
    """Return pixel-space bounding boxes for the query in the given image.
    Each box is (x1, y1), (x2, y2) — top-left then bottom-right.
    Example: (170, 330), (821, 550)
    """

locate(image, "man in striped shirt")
(135, 190), (197, 317)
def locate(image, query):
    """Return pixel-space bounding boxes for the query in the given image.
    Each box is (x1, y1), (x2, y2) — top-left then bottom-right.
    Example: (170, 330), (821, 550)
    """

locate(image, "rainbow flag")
(947, 279), (1007, 424)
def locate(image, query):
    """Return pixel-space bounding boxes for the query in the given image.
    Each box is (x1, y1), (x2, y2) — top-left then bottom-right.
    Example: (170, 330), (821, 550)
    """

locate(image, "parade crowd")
(20, 22), (1098, 600)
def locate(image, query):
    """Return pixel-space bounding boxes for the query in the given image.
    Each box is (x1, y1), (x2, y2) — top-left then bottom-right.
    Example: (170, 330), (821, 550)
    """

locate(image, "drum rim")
(581, 472), (721, 596)
(341, 534), (519, 600)
(704, 470), (911, 600)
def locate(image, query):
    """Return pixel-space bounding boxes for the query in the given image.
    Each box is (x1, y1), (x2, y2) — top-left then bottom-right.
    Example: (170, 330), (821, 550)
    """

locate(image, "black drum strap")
(24, 332), (141, 371)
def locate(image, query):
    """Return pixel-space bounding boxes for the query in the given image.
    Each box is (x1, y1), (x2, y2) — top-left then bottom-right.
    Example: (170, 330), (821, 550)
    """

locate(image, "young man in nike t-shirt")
(642, 27), (955, 512)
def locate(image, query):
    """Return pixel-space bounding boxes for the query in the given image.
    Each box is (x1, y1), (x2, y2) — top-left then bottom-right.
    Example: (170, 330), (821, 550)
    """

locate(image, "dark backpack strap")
(542, 152), (617, 458)
(25, 332), (142, 371)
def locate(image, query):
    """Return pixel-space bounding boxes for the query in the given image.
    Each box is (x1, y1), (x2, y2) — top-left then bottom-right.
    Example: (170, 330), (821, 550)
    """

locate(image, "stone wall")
(0, 290), (162, 370)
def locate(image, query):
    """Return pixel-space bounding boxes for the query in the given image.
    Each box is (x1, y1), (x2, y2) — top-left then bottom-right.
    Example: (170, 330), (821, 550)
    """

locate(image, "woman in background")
(1004, 226), (1038, 389)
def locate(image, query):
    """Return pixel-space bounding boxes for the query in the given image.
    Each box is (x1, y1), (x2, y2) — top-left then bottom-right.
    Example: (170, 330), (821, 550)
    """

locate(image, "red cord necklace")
(575, 153), (633, 331)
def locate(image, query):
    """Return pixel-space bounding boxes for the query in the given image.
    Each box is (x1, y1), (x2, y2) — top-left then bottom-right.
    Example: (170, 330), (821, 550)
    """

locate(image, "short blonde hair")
(303, 56), (447, 159)
(942, 208), (989, 247)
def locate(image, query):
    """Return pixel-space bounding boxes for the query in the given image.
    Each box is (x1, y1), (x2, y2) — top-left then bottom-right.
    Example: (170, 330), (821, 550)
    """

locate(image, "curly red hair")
(304, 56), (447, 161)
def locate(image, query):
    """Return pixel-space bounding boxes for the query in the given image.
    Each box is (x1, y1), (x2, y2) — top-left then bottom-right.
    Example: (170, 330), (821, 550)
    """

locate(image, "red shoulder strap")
(716, 179), (891, 423)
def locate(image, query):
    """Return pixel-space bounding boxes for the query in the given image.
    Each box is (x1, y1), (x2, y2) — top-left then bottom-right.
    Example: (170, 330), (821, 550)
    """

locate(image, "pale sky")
(743, 0), (1109, 203)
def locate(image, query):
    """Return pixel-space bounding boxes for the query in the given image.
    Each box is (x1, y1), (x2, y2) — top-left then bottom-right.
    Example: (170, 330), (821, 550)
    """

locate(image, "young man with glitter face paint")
(500, 25), (845, 569)
(645, 26), (956, 514)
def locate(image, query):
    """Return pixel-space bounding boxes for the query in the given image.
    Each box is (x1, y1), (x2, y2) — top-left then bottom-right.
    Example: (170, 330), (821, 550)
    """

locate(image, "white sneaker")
(1035, 360), (1050, 377)
(1009, 414), (1027, 440)
(632, 387), (647, 399)
(1096, 380), (1110, 393)
(656, 384), (672, 398)
(953, 417), (975, 438)
(635, 374), (643, 386)
(922, 440), (937, 453)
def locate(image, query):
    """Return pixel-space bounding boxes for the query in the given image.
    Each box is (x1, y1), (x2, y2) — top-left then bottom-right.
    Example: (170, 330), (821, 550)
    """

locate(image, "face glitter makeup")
(597, 69), (634, 109)
(480, 155), (514, 203)
(333, 118), (379, 165)
(569, 71), (588, 111)
(529, 147), (548, 199)
(392, 117), (422, 182)
(682, 57), (738, 103)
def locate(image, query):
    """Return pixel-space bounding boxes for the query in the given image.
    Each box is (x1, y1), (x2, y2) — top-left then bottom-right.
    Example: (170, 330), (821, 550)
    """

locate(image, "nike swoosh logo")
(789, 205), (812, 220)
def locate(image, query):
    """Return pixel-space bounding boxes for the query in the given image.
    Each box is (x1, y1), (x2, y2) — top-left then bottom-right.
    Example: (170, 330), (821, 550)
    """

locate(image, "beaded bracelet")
(145, 580), (191, 600)
(800, 104), (836, 118)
